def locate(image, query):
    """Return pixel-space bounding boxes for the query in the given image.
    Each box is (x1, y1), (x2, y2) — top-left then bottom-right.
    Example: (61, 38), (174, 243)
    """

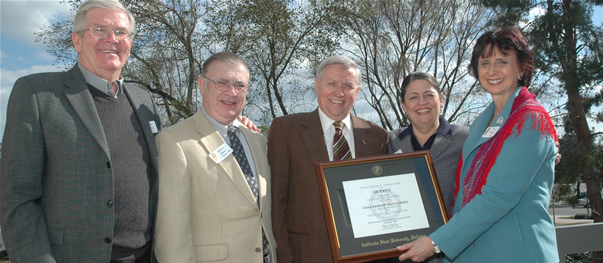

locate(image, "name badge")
(482, 126), (500, 138)
(210, 143), (233, 163)
(149, 121), (159, 134)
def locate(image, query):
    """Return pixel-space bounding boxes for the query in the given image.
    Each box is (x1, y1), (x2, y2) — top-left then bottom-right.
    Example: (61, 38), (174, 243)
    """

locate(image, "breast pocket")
(47, 225), (64, 246)
(194, 243), (228, 262)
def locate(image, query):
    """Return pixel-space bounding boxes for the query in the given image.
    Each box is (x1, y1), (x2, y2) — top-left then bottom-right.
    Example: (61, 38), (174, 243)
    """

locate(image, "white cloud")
(1, 1), (71, 140)
(35, 49), (56, 61)
(0, 0), (72, 47)
(529, 6), (546, 18)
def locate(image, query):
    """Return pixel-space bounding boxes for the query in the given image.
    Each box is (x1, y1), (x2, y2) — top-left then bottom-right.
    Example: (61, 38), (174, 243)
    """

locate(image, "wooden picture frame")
(314, 151), (448, 262)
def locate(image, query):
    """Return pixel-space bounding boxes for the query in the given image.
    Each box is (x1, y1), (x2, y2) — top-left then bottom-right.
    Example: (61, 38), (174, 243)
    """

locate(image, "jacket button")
(106, 200), (113, 207)
(255, 247), (261, 253)
(104, 237), (112, 244)
(106, 162), (111, 168)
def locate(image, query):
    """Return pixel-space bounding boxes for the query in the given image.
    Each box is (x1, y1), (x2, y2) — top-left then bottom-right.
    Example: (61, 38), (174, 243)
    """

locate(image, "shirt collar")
(200, 106), (241, 137)
(78, 63), (123, 98)
(318, 107), (352, 133)
(398, 115), (452, 140)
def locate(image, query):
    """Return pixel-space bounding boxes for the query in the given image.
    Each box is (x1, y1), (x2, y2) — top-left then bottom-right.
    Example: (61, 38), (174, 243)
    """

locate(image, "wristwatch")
(432, 240), (442, 254)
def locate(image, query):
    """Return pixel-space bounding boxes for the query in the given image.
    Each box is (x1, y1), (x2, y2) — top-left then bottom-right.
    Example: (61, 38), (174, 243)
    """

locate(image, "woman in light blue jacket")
(397, 27), (559, 263)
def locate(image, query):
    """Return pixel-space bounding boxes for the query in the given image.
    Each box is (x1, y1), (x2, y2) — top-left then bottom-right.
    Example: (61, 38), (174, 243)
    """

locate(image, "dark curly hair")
(468, 27), (534, 87)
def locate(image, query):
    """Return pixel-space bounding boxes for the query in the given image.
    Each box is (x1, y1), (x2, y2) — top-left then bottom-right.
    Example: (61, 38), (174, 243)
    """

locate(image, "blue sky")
(1, 1), (602, 141)
(1, 0), (72, 141)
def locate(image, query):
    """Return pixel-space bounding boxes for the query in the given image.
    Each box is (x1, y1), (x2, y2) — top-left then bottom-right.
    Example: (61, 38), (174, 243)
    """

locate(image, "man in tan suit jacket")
(269, 56), (389, 262)
(154, 52), (276, 263)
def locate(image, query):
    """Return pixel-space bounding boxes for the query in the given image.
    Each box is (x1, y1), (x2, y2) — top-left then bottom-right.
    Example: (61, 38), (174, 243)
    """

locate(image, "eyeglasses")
(81, 26), (134, 42)
(203, 77), (248, 93)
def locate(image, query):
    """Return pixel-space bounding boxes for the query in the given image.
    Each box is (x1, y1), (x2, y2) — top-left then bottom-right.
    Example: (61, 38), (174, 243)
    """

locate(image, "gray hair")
(73, 0), (135, 36)
(201, 52), (249, 77)
(399, 72), (441, 102)
(315, 55), (361, 85)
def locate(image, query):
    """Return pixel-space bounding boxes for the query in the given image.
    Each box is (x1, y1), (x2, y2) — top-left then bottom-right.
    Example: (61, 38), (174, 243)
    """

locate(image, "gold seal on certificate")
(343, 173), (430, 238)
(371, 165), (383, 176)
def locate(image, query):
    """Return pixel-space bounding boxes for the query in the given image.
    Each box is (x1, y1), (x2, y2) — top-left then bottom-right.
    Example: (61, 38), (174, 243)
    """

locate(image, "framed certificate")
(314, 151), (448, 262)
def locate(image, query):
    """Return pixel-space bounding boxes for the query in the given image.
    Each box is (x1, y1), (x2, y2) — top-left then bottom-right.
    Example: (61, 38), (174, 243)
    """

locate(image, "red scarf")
(450, 87), (558, 216)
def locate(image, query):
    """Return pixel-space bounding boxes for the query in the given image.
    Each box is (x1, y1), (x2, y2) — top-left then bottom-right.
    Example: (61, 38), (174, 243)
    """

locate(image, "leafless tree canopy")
(37, 0), (501, 129)
(335, 0), (495, 130)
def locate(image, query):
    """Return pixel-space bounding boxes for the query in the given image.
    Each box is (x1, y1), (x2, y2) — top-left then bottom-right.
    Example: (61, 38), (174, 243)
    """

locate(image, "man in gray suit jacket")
(0, 1), (160, 262)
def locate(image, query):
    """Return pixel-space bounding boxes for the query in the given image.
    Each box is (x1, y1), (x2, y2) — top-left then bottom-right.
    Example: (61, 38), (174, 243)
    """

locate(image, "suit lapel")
(401, 137), (414, 153)
(122, 85), (159, 169)
(301, 110), (329, 163)
(430, 134), (452, 160)
(240, 127), (266, 208)
(463, 88), (521, 164)
(194, 112), (258, 207)
(351, 115), (381, 158)
(241, 127), (264, 178)
(394, 128), (414, 153)
(63, 66), (110, 159)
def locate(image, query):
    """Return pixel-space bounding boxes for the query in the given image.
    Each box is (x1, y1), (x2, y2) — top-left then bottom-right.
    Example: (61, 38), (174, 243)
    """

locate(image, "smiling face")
(72, 8), (132, 82)
(401, 79), (443, 131)
(478, 46), (522, 103)
(315, 64), (360, 121)
(199, 60), (249, 125)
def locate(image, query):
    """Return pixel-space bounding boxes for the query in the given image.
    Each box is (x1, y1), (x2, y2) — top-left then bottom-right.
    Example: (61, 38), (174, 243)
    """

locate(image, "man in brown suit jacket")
(269, 56), (389, 263)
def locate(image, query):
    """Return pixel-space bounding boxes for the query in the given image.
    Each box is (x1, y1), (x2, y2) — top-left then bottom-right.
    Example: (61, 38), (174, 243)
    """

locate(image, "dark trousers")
(110, 242), (152, 263)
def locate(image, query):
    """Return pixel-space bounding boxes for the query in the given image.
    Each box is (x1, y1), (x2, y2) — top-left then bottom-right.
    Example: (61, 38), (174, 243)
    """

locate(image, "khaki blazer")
(154, 111), (277, 263)
(269, 109), (388, 263)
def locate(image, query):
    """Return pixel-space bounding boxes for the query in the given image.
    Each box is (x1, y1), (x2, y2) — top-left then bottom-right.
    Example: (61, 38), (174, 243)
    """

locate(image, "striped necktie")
(333, 121), (352, 160)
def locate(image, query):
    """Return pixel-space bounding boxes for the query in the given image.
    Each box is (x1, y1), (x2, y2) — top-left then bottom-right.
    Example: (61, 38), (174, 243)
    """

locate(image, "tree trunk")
(561, 1), (603, 261)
